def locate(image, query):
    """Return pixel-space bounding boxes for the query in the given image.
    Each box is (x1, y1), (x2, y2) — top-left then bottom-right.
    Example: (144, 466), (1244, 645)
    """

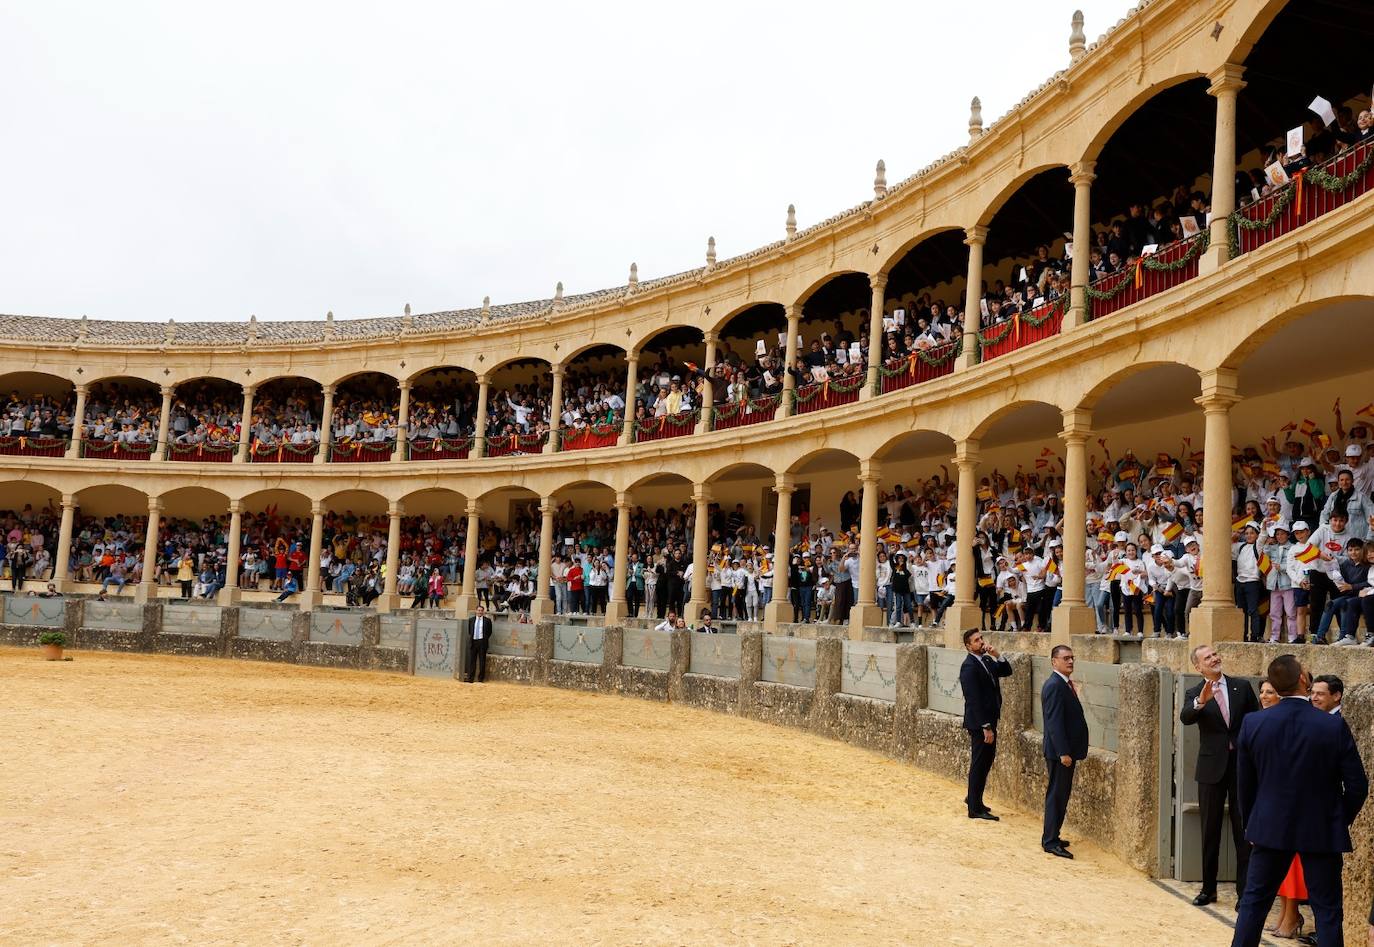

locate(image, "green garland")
(1085, 232), (1209, 301)
(1228, 143), (1374, 257)
(1227, 185), (1295, 259)
(1306, 141), (1374, 191)
(879, 340), (961, 378)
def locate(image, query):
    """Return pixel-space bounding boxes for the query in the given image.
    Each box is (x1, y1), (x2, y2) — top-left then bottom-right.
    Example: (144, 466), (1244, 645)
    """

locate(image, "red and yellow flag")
(1300, 418), (1318, 436)
(1106, 563), (1130, 582)
(1295, 544), (1320, 564)
(1162, 521), (1184, 543)
(1257, 553), (1273, 577)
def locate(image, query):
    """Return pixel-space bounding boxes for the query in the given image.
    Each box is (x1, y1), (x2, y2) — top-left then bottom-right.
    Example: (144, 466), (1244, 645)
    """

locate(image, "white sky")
(0, 1), (1137, 322)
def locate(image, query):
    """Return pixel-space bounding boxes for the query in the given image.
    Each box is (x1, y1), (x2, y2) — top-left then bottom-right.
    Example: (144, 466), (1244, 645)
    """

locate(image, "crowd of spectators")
(81, 383), (160, 447)
(2, 391), (73, 441)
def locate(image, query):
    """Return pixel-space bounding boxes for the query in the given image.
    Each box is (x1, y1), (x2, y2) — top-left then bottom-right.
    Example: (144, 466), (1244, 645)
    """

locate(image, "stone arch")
(784, 446), (862, 475)
(870, 428), (956, 463)
(791, 269), (868, 311)
(159, 485), (230, 520)
(876, 226), (965, 279)
(972, 163), (1071, 230)
(559, 341), (627, 367)
(0, 477), (68, 517)
(0, 370), (75, 399)
(1223, 0), (1291, 66)
(1079, 74), (1211, 165)
(708, 300), (787, 339)
(404, 361), (479, 385)
(1218, 295), (1374, 374)
(967, 399), (1065, 444)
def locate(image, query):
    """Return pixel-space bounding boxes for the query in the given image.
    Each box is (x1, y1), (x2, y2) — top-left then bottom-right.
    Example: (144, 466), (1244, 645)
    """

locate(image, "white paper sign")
(1032, 296), (1045, 308)
(1308, 96), (1336, 127)
(755, 339), (766, 356)
(1064, 241), (1074, 260)
(979, 298), (989, 318)
(849, 342), (861, 360)
(1179, 216), (1201, 238)
(1252, 187), (1262, 201)
(834, 347), (848, 365)
(1286, 125), (1304, 158)
(894, 309), (906, 325)
(810, 366), (829, 383)
(883, 316), (895, 331)
(778, 331), (787, 349)
(1265, 161), (1290, 188)
(1141, 243), (1159, 256)
(762, 370), (775, 386)
(1018, 267), (1029, 283)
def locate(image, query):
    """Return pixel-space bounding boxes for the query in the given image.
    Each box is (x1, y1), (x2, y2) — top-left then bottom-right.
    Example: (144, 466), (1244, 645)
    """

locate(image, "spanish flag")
(1035, 458), (1048, 470)
(1156, 452), (1171, 467)
(1358, 403), (1374, 419)
(1316, 432), (1332, 449)
(1295, 543), (1320, 564)
(1232, 515), (1252, 532)
(1106, 562), (1130, 582)
(1097, 530), (1115, 543)
(1162, 521), (1184, 543)
(1300, 418), (1318, 436)
(1261, 461), (1280, 477)
(1119, 464), (1141, 481)
(977, 486), (993, 502)
(1046, 558), (1059, 575)
(1257, 552), (1272, 577)
(977, 576), (994, 588)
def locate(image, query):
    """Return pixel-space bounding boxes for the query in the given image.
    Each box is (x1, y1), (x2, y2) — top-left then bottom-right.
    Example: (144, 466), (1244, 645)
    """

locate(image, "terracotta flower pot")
(41, 644), (64, 661)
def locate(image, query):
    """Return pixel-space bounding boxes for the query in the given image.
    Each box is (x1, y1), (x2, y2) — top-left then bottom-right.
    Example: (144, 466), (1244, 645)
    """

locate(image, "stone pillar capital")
(774, 473), (795, 494)
(1060, 408), (1093, 440)
(160, 384), (175, 398)
(1069, 161), (1097, 186)
(539, 497), (555, 517)
(868, 273), (888, 293)
(62, 493), (77, 510)
(964, 225), (989, 247)
(954, 438), (981, 466)
(702, 331), (718, 346)
(787, 303), (803, 322)
(691, 484), (712, 506)
(1207, 63), (1247, 98)
(551, 363), (566, 378)
(388, 501), (405, 517)
(241, 383), (256, 398)
(147, 496), (164, 514)
(228, 498), (243, 514)
(859, 458), (882, 483)
(1196, 367), (1241, 410)
(320, 384), (336, 398)
(615, 491), (633, 511)
(398, 379), (412, 392)
(626, 350), (640, 364)
(310, 501), (325, 518)
(74, 383), (89, 396)
(466, 499), (483, 518)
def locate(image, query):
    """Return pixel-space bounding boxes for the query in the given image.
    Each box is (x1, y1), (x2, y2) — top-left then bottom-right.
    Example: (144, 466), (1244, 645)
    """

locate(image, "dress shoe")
(1043, 844), (1073, 859)
(1053, 838), (1071, 848)
(968, 811), (999, 821)
(1191, 892), (1216, 906)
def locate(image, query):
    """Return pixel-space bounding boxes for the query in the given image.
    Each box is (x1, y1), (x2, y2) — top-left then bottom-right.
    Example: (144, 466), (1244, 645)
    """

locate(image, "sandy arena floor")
(0, 648), (1232, 945)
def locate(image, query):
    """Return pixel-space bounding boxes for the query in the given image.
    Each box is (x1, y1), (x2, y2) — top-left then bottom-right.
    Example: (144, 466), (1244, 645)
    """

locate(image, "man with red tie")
(1040, 645), (1088, 858)
(1180, 644), (1260, 907)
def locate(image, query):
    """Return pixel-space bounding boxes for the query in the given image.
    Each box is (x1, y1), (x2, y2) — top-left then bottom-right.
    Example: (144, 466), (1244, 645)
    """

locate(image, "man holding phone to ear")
(959, 629), (1012, 822)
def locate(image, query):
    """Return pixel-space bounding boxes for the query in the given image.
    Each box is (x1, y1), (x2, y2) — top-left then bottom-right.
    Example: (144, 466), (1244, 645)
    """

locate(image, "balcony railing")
(0, 435), (68, 458)
(328, 440), (394, 463)
(978, 299), (1065, 361)
(250, 441), (318, 463)
(711, 395), (780, 431)
(1087, 231), (1208, 321)
(1230, 139), (1374, 258)
(635, 409), (697, 443)
(878, 340), (959, 393)
(81, 439), (155, 461)
(406, 436), (472, 461)
(561, 424), (621, 452)
(485, 432), (548, 457)
(794, 375), (864, 415)
(168, 442), (235, 463)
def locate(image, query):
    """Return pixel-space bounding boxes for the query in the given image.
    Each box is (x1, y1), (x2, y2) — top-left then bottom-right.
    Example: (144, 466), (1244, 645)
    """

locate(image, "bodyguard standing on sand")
(465, 605), (493, 683)
(958, 629), (1012, 821)
(1040, 644), (1088, 859)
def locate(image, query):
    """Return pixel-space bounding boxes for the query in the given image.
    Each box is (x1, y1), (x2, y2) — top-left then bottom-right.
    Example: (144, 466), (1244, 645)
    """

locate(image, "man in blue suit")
(1040, 644), (1089, 859)
(1231, 654), (1368, 947)
(959, 628), (1013, 821)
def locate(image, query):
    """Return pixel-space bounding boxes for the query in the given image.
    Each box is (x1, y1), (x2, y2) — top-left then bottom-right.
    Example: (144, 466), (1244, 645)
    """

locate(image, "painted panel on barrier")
(689, 632), (740, 679)
(379, 615), (415, 651)
(1031, 656), (1119, 752)
(926, 646), (966, 716)
(553, 624), (604, 664)
(414, 618), (458, 678)
(161, 603), (222, 637)
(2, 593), (65, 628)
(489, 620), (538, 657)
(82, 599), (143, 632)
(310, 609), (366, 646)
(761, 635), (816, 687)
(621, 627), (672, 671)
(841, 641), (897, 702)
(237, 608), (295, 642)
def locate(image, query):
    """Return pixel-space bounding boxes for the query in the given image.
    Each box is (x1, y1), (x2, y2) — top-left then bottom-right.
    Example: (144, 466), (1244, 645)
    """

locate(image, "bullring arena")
(5, 0), (1374, 942)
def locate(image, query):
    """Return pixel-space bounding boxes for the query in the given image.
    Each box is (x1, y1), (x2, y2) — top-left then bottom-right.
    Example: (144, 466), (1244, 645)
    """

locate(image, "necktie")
(1216, 680), (1230, 727)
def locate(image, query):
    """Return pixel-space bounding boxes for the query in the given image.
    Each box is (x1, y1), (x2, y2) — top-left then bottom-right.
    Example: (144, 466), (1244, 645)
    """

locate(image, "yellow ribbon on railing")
(1133, 256), (1144, 289)
(1294, 169), (1305, 218)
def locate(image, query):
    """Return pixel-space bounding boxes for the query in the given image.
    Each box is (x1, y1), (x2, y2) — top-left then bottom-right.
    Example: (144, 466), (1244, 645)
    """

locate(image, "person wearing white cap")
(1264, 521), (1300, 644)
(1177, 536), (1203, 638)
(1320, 468), (1371, 541)
(1145, 545), (1175, 637)
(1119, 542), (1147, 637)
(1231, 522), (1267, 643)
(1285, 456), (1326, 527)
(1308, 512), (1355, 641)
(1107, 530), (1131, 632)
(1350, 441), (1374, 498)
(1287, 521), (1315, 640)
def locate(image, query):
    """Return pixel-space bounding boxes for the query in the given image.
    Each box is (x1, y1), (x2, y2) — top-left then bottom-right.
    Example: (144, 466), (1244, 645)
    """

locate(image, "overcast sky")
(1, 1), (1137, 323)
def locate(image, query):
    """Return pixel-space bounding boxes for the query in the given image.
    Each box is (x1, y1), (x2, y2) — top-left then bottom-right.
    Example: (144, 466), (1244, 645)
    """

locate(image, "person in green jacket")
(1284, 456), (1326, 525)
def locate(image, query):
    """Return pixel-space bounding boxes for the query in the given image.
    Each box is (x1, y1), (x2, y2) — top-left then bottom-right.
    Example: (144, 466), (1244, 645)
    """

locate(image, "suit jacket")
(959, 652), (1012, 733)
(1179, 675), (1260, 784)
(1237, 697), (1368, 853)
(1041, 673), (1089, 762)
(466, 615), (492, 641)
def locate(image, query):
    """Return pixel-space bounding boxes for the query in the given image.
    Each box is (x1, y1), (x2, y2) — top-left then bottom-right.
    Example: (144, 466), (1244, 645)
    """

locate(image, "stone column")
(687, 484), (712, 620)
(219, 500), (243, 604)
(155, 384), (174, 459)
(1066, 162), (1096, 329)
(391, 380), (411, 462)
(379, 501), (404, 611)
(1190, 368), (1243, 643)
(300, 500), (326, 609)
(762, 475), (795, 632)
(620, 352), (639, 446)
(531, 497), (556, 620)
(545, 365), (565, 453)
(235, 384), (255, 463)
(697, 332), (718, 433)
(134, 495), (163, 603)
(456, 499), (483, 617)
(955, 226), (987, 370)
(861, 273), (887, 399)
(1051, 410), (1095, 643)
(314, 384), (335, 464)
(778, 304), (801, 418)
(943, 439), (982, 645)
(849, 459), (885, 635)
(1201, 63), (1247, 275)
(66, 384), (89, 458)
(53, 494), (77, 590)
(472, 374), (491, 459)
(604, 492), (633, 623)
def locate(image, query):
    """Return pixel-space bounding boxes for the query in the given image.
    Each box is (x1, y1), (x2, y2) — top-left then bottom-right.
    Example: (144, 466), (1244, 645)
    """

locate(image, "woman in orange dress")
(1258, 680), (1307, 939)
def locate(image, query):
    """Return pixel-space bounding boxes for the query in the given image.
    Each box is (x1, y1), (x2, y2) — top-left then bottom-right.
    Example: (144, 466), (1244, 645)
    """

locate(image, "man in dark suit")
(1231, 655), (1368, 947)
(958, 628), (1013, 821)
(465, 605), (493, 683)
(1040, 644), (1088, 859)
(1179, 644), (1260, 906)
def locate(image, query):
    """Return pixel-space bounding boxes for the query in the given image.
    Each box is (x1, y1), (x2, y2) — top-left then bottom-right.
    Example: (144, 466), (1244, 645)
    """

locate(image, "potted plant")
(39, 631), (67, 661)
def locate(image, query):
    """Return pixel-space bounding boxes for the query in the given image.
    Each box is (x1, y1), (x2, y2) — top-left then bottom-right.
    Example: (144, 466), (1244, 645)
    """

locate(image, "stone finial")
(481, 295), (491, 325)
(785, 204), (797, 240)
(325, 310), (336, 339)
(164, 318), (176, 342)
(706, 236), (717, 268)
(78, 314), (88, 342)
(627, 262), (639, 293)
(402, 302), (413, 330)
(326, 309), (334, 322)
(874, 159), (888, 200)
(553, 281), (564, 307)
(248, 313), (258, 341)
(1070, 10), (1086, 61)
(969, 97), (984, 141)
